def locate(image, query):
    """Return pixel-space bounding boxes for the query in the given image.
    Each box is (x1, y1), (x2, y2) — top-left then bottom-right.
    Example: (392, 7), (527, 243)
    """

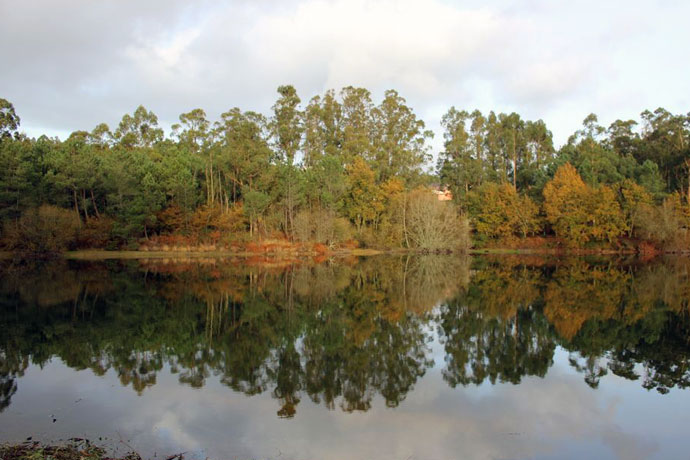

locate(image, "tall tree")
(371, 90), (431, 184)
(114, 105), (164, 149)
(0, 98), (20, 141)
(272, 85), (304, 237)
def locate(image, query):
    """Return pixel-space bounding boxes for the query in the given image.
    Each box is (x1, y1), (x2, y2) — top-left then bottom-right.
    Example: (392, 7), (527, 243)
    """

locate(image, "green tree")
(114, 105), (164, 149)
(0, 98), (20, 141)
(272, 85), (304, 238)
(371, 90), (431, 184)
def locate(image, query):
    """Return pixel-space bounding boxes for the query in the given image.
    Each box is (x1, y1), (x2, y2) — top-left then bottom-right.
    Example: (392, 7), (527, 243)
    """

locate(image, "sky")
(1, 0), (689, 155)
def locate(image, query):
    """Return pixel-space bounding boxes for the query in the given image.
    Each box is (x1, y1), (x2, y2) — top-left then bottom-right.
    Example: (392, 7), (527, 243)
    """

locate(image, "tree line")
(0, 90), (688, 251)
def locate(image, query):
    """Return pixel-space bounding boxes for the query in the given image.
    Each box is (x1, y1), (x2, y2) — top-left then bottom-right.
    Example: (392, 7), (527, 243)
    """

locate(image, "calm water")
(1, 255), (690, 460)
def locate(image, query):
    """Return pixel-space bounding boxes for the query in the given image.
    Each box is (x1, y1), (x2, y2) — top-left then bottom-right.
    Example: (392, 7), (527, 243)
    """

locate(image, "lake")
(1, 255), (689, 460)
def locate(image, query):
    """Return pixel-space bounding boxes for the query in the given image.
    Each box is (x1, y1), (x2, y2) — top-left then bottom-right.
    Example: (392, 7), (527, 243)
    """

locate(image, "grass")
(0, 440), (149, 460)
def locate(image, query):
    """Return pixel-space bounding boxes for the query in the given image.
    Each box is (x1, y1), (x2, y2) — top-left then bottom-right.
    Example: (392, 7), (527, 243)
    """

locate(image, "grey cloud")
(1, 0), (689, 147)
(0, 359), (667, 460)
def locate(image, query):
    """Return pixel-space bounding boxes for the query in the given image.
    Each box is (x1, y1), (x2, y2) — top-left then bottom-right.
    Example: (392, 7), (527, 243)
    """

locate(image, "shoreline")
(1, 247), (688, 261)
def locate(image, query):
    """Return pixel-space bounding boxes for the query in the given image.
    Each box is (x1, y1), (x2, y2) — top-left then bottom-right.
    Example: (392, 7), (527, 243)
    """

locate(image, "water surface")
(1, 256), (689, 459)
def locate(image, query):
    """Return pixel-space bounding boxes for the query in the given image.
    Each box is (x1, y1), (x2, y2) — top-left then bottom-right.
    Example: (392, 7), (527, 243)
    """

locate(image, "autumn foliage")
(2, 205), (80, 254)
(543, 163), (627, 246)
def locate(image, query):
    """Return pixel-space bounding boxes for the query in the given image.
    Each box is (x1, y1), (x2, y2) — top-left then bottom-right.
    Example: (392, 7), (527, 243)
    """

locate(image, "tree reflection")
(0, 256), (459, 416)
(1, 255), (690, 417)
(437, 257), (690, 393)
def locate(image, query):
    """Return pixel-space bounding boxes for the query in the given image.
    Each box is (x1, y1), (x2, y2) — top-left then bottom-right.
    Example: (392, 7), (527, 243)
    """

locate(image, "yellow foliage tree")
(469, 183), (540, 239)
(544, 163), (627, 246)
(344, 157), (384, 232)
(588, 185), (627, 243)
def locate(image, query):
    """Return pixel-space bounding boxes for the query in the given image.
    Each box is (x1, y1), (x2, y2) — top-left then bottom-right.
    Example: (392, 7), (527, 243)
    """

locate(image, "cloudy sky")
(1, 0), (689, 152)
(6, 352), (688, 460)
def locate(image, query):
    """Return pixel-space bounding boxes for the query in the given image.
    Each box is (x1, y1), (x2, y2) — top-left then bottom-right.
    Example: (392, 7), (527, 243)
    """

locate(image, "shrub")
(636, 193), (689, 250)
(2, 205), (80, 255)
(76, 216), (115, 248)
(405, 189), (470, 251)
(190, 203), (247, 235)
(294, 208), (353, 246)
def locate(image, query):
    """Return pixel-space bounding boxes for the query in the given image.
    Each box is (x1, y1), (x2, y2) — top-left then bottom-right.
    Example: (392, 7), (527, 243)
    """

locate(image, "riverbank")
(63, 247), (387, 260)
(0, 440), (154, 460)
(0, 237), (687, 261)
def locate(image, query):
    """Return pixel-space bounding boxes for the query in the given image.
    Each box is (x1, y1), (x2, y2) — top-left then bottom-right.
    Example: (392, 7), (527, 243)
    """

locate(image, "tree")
(370, 90), (431, 183)
(114, 105), (164, 149)
(344, 157), (382, 232)
(340, 86), (375, 166)
(499, 112), (526, 190)
(587, 185), (627, 243)
(303, 90), (343, 167)
(0, 98), (20, 141)
(637, 108), (689, 199)
(272, 85), (303, 166)
(544, 163), (627, 246)
(617, 179), (653, 237)
(468, 183), (540, 239)
(272, 85), (304, 238)
(46, 131), (103, 221)
(543, 163), (590, 245)
(215, 108), (272, 204)
(405, 189), (469, 250)
(438, 107), (480, 201)
(102, 148), (165, 241)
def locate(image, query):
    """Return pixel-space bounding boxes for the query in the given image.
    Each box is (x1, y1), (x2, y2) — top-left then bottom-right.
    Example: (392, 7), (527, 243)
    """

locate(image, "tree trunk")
(90, 189), (100, 218)
(512, 131), (517, 190)
(82, 189), (89, 219)
(402, 193), (410, 248)
(73, 188), (81, 223)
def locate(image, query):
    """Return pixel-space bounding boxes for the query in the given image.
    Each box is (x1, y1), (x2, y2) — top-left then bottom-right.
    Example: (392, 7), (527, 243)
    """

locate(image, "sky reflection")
(2, 345), (687, 460)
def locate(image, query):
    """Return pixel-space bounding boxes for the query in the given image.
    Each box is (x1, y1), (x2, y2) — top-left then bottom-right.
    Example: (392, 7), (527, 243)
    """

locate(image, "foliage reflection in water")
(1, 255), (690, 422)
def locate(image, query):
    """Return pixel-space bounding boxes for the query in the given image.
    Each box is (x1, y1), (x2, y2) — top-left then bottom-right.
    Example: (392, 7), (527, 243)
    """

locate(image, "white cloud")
(1, 0), (689, 149)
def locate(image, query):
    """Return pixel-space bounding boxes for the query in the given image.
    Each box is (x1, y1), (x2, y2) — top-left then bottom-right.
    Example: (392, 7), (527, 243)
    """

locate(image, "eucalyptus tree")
(606, 119), (639, 158)
(173, 108), (213, 206)
(521, 119), (555, 192)
(638, 108), (690, 200)
(88, 122), (113, 148)
(216, 108), (273, 200)
(371, 89), (431, 184)
(340, 86), (375, 166)
(498, 112), (526, 190)
(303, 90), (343, 168)
(215, 108), (275, 235)
(438, 107), (476, 201)
(114, 105), (164, 149)
(0, 98), (20, 141)
(0, 100), (28, 221)
(271, 85), (304, 237)
(301, 91), (348, 221)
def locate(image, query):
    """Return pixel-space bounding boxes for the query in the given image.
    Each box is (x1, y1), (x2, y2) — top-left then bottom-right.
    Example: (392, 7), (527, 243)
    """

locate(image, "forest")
(0, 87), (688, 253)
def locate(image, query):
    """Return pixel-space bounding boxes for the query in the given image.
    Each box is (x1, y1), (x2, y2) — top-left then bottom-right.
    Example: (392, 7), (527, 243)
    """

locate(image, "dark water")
(1, 255), (690, 460)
